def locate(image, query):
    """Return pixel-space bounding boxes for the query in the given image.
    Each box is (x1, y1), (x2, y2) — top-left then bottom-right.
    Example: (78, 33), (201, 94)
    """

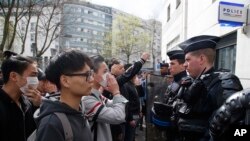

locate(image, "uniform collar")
(174, 71), (187, 83)
(200, 67), (216, 80)
(204, 67), (215, 74)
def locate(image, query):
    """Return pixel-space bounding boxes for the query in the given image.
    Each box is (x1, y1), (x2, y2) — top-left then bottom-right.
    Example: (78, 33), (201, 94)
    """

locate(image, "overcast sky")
(87, 0), (165, 20)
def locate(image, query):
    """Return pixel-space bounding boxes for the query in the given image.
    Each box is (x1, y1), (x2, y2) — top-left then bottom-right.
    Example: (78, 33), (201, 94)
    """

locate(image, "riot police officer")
(151, 49), (187, 141)
(175, 35), (243, 141)
(165, 50), (187, 104)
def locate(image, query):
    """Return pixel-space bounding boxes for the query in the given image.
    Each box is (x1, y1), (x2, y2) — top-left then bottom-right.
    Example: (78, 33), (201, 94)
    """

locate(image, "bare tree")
(0, 0), (16, 59)
(33, 0), (62, 57)
(0, 0), (63, 61)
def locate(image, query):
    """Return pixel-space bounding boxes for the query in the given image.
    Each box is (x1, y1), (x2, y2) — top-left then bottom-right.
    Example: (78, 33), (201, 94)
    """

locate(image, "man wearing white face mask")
(0, 51), (42, 141)
(82, 55), (128, 141)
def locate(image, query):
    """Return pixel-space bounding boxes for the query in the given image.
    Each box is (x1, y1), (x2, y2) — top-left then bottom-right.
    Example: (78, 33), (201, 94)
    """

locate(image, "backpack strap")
(54, 112), (73, 141)
(90, 93), (104, 141)
(27, 130), (37, 141)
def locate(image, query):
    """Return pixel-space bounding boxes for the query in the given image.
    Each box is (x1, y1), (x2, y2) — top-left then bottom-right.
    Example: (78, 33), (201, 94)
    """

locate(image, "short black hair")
(1, 53), (35, 84)
(108, 58), (121, 70)
(90, 55), (105, 73)
(45, 50), (92, 90)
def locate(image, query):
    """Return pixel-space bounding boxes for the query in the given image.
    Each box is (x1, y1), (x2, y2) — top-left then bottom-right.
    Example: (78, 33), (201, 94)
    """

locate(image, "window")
(30, 22), (35, 31)
(77, 8), (81, 12)
(30, 33), (35, 42)
(88, 11), (93, 14)
(176, 0), (181, 9)
(51, 48), (57, 56)
(167, 5), (171, 22)
(215, 45), (236, 73)
(93, 12), (98, 16)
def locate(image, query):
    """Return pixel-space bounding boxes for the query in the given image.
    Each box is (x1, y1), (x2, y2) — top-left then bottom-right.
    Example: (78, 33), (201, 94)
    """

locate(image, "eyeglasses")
(64, 70), (93, 81)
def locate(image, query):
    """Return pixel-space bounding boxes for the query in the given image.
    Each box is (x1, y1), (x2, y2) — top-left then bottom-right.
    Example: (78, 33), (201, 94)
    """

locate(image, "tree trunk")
(0, 0), (16, 52)
(126, 54), (130, 64)
(7, 0), (20, 50)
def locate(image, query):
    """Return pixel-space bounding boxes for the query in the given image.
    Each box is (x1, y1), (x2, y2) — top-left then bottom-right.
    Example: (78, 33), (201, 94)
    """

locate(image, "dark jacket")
(165, 70), (187, 104)
(123, 81), (141, 122)
(108, 59), (144, 139)
(35, 99), (92, 141)
(0, 89), (36, 141)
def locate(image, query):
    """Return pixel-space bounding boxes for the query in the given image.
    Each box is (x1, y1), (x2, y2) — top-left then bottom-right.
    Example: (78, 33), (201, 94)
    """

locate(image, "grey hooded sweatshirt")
(35, 99), (92, 141)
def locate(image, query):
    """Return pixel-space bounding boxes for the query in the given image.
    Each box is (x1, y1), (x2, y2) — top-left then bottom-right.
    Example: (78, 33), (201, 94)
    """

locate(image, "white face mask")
(20, 77), (39, 93)
(99, 73), (108, 87)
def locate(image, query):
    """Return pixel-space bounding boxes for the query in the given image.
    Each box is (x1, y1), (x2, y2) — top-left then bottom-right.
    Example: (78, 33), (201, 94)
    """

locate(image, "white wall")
(187, 0), (250, 89)
(161, 0), (185, 62)
(235, 27), (250, 88)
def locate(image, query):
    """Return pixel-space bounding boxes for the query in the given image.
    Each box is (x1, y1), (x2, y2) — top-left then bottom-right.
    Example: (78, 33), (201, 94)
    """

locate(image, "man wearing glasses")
(82, 55), (128, 141)
(35, 50), (93, 141)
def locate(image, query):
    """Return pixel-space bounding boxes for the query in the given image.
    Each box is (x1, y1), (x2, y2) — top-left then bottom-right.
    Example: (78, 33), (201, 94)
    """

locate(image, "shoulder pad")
(218, 72), (243, 90)
(210, 88), (250, 138)
(218, 72), (235, 80)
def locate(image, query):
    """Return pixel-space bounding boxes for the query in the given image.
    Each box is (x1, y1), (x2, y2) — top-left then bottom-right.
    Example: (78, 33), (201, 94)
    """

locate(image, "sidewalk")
(135, 125), (146, 141)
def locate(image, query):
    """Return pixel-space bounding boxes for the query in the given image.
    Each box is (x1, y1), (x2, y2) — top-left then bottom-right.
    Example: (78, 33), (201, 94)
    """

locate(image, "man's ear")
(60, 75), (70, 88)
(9, 72), (18, 82)
(199, 54), (206, 65)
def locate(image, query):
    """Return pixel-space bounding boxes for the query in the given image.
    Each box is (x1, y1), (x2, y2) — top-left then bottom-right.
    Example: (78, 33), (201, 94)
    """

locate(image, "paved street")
(135, 125), (146, 141)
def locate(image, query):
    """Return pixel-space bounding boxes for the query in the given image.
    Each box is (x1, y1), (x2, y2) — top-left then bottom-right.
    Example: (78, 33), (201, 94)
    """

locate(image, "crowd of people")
(0, 34), (249, 141)
(0, 49), (149, 141)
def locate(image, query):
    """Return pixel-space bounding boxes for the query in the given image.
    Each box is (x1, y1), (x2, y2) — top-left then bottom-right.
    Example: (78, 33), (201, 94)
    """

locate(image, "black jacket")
(0, 89), (36, 141)
(123, 81), (141, 122)
(103, 59), (144, 99)
(35, 99), (92, 141)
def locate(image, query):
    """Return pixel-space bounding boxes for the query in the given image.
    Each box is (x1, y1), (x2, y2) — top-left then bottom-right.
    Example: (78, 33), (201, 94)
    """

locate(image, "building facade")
(60, 1), (112, 55)
(160, 0), (250, 88)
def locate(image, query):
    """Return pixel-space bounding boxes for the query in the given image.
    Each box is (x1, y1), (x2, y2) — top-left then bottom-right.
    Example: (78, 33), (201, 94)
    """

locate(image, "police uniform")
(152, 50), (187, 141)
(165, 50), (187, 104)
(175, 35), (243, 141)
